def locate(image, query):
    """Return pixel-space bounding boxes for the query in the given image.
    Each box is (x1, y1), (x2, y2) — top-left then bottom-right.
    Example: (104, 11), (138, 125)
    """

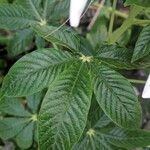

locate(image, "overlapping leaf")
(74, 113), (150, 150)
(95, 44), (150, 69)
(39, 62), (92, 150)
(106, 127), (150, 148)
(73, 115), (122, 150)
(93, 64), (142, 128)
(0, 4), (37, 30)
(7, 29), (34, 56)
(0, 118), (30, 140)
(15, 122), (34, 149)
(1, 48), (75, 97)
(0, 93), (42, 149)
(95, 44), (135, 69)
(132, 26), (150, 62)
(15, 0), (42, 21)
(42, 0), (69, 21)
(32, 25), (81, 51)
(0, 97), (30, 117)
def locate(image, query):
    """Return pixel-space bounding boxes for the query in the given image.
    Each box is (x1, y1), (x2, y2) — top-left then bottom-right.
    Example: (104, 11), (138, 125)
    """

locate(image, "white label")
(69, 0), (88, 27)
(142, 74), (150, 99)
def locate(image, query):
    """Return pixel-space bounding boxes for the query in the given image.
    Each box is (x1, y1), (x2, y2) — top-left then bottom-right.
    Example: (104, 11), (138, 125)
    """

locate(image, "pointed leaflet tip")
(142, 74), (150, 99)
(69, 0), (88, 27)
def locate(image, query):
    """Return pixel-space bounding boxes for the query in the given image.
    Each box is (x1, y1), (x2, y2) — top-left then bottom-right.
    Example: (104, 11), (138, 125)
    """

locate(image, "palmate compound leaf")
(93, 64), (142, 128)
(39, 62), (92, 150)
(1, 48), (76, 97)
(73, 113), (150, 150)
(132, 26), (150, 62)
(0, 4), (37, 30)
(73, 115), (124, 150)
(32, 24), (81, 52)
(0, 93), (42, 149)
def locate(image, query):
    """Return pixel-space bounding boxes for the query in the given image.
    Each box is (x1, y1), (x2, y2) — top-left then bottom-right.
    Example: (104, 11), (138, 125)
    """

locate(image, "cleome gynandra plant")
(0, 0), (150, 149)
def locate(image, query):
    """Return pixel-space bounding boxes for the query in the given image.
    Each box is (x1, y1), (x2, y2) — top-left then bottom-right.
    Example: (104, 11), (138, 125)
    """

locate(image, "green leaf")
(132, 26), (150, 62)
(117, 29), (131, 46)
(34, 123), (38, 143)
(2, 48), (75, 97)
(39, 62), (92, 149)
(43, 0), (69, 21)
(87, 17), (108, 49)
(0, 118), (30, 140)
(74, 112), (150, 150)
(0, 4), (37, 30)
(35, 35), (46, 49)
(124, 0), (150, 7)
(0, 97), (31, 117)
(26, 91), (45, 113)
(0, 94), (39, 148)
(93, 64), (142, 128)
(95, 44), (136, 69)
(87, 95), (104, 127)
(73, 115), (118, 150)
(8, 29), (34, 56)
(106, 127), (150, 148)
(16, 0), (42, 21)
(16, 122), (34, 149)
(32, 24), (81, 51)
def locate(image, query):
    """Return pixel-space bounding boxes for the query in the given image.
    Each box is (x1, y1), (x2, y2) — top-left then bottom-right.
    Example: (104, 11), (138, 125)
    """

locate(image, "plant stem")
(107, 7), (128, 19)
(93, 4), (128, 19)
(133, 19), (150, 25)
(108, 18), (150, 44)
(108, 5), (147, 44)
(108, 0), (117, 36)
(108, 19), (132, 44)
(128, 79), (146, 84)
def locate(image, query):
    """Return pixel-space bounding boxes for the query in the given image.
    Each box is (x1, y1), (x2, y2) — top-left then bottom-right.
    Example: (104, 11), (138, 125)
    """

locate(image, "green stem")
(94, 4), (128, 19)
(108, 18), (150, 44)
(107, 7), (128, 19)
(133, 19), (150, 25)
(108, 6), (149, 44)
(108, 19), (132, 44)
(108, 0), (117, 36)
(128, 79), (146, 84)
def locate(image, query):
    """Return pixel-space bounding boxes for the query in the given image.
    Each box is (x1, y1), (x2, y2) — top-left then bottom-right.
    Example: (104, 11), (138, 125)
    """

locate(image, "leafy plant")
(0, 91), (44, 149)
(0, 0), (69, 56)
(0, 0), (150, 149)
